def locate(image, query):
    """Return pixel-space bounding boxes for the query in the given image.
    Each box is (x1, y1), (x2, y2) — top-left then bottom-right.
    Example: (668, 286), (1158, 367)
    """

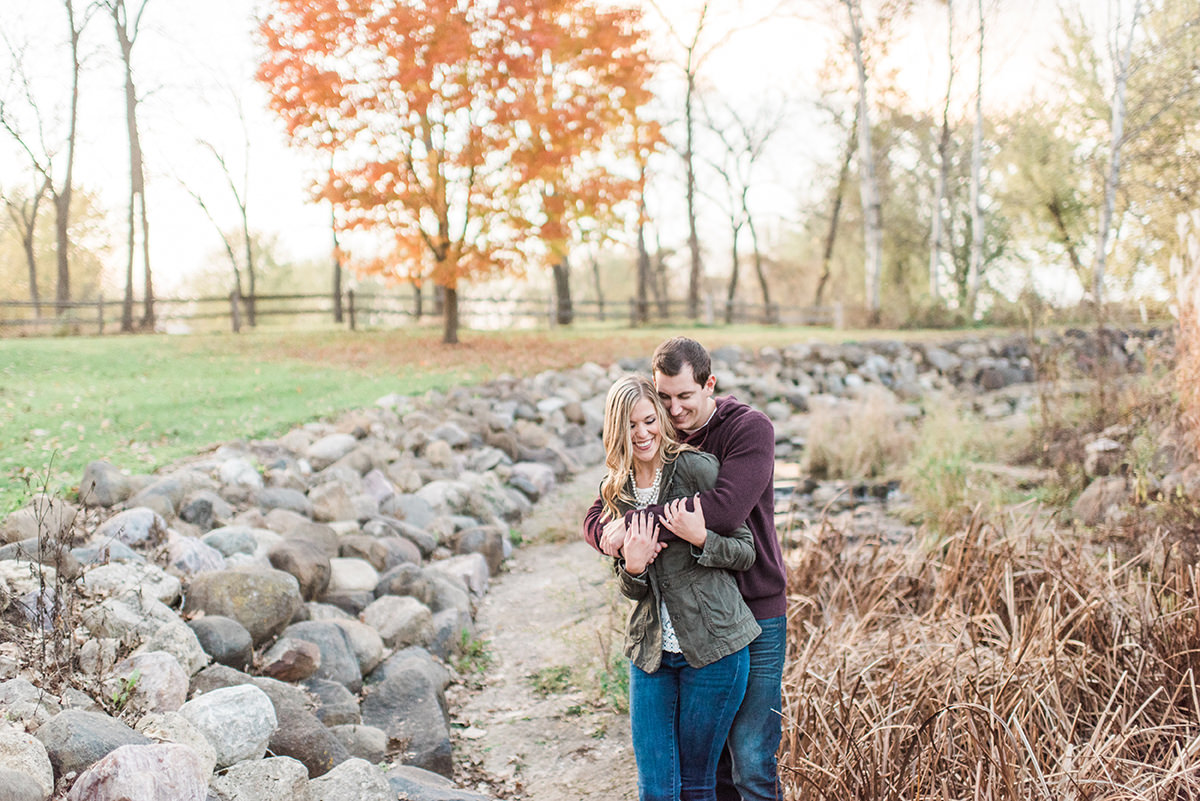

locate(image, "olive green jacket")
(613, 450), (761, 672)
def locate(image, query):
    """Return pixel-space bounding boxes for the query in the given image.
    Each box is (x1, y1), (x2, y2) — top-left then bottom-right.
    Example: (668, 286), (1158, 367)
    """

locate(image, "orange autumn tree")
(257, 0), (657, 343)
(503, 0), (660, 325)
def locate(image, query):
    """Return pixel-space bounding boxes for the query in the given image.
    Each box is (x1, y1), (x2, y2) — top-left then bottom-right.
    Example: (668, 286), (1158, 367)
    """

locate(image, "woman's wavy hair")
(599, 374), (690, 519)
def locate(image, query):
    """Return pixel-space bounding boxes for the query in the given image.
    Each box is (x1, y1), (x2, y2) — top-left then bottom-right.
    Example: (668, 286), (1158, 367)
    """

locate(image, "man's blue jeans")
(630, 648), (749, 801)
(716, 615), (786, 801)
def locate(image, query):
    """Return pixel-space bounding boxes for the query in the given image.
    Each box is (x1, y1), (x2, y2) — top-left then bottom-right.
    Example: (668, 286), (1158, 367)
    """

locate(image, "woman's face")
(628, 396), (662, 467)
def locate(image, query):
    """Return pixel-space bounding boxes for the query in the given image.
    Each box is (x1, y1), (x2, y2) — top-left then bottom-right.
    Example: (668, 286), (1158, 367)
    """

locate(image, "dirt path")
(450, 464), (639, 800)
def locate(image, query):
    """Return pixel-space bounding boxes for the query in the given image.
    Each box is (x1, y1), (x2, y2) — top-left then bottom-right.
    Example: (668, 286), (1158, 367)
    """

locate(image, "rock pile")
(0, 329), (1163, 799)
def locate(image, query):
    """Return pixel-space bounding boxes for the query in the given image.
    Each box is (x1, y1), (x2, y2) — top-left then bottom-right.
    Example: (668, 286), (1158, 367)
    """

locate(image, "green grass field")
(0, 323), (980, 515)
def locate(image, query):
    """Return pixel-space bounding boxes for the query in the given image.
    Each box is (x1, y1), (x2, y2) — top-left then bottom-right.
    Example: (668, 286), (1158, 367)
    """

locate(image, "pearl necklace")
(630, 465), (663, 508)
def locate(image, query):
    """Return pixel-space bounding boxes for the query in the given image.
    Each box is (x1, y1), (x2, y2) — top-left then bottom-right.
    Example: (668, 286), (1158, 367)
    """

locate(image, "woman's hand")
(661, 495), (707, 548)
(622, 511), (664, 575)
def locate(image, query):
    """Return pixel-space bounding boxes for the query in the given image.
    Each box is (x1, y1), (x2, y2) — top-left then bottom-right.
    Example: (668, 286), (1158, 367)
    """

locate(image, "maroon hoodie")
(583, 395), (787, 620)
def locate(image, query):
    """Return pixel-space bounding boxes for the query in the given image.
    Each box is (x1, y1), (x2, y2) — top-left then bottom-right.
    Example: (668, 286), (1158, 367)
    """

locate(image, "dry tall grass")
(780, 512), (1200, 800)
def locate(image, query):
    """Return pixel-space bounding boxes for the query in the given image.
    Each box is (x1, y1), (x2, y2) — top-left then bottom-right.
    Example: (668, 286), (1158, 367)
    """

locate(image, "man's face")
(654, 363), (716, 432)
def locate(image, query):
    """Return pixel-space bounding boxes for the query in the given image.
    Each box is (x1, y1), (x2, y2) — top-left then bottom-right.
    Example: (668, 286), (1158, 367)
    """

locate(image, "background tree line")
(2, 0), (1198, 342)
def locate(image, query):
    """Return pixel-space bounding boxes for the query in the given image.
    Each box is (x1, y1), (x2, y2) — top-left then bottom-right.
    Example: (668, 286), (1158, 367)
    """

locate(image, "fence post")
(348, 289), (356, 330)
(230, 292), (242, 333)
(833, 301), (844, 330)
(96, 295), (104, 334)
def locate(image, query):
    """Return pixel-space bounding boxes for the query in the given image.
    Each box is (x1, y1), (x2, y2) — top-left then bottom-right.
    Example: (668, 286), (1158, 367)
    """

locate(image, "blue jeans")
(630, 649), (749, 801)
(716, 616), (786, 801)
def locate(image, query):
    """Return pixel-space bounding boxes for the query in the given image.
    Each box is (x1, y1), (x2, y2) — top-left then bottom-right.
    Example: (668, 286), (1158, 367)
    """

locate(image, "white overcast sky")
(1, 0), (1061, 295)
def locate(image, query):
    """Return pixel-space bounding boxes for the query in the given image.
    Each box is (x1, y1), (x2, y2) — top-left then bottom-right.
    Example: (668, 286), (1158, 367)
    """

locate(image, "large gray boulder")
(183, 568), (302, 645)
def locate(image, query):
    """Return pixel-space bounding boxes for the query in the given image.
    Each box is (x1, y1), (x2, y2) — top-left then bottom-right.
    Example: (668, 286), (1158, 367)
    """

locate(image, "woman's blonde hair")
(599, 374), (689, 518)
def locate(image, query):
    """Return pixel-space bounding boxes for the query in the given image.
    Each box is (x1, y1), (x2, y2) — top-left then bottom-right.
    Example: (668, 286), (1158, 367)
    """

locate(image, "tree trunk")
(746, 214), (771, 321)
(332, 206), (343, 323)
(1093, 0), (1143, 315)
(816, 114), (857, 307)
(112, 0), (154, 330)
(442, 286), (459, 344)
(845, 0), (883, 323)
(966, 0), (984, 317)
(724, 221), (741, 325)
(54, 0), (82, 316)
(930, 0), (954, 305)
(552, 257), (574, 325)
(653, 228), (669, 317)
(635, 219), (651, 325)
(590, 251), (605, 322)
(684, 70), (702, 320)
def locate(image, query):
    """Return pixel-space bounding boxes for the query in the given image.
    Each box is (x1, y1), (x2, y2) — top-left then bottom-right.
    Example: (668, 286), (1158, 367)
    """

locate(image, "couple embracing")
(583, 337), (788, 801)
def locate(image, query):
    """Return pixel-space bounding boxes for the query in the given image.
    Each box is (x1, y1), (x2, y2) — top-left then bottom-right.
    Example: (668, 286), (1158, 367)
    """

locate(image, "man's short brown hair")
(651, 337), (711, 387)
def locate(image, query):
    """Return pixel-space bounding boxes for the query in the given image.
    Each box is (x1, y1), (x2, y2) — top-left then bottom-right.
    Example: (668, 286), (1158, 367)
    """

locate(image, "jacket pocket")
(690, 573), (753, 638)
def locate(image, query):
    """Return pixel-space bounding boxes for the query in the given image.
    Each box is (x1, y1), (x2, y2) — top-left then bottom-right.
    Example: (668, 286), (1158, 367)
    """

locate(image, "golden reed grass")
(780, 511), (1200, 800)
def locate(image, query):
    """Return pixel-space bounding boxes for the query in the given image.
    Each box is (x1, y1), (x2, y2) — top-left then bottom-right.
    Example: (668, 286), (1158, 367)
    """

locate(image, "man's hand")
(661, 494), (707, 548)
(622, 511), (664, 575)
(599, 516), (628, 557)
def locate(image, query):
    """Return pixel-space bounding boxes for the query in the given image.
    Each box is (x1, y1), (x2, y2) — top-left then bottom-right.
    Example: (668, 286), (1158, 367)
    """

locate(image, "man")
(583, 336), (786, 801)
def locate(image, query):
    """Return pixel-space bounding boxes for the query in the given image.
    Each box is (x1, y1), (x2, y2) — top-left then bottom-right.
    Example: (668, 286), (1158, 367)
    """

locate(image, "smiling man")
(583, 336), (787, 801)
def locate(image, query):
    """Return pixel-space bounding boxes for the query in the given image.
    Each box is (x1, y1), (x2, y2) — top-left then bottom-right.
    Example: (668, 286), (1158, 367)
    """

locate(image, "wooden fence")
(0, 290), (842, 336)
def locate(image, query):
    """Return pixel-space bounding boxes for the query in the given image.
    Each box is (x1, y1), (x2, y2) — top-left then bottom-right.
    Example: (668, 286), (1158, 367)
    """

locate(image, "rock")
(218, 458), (265, 492)
(1084, 436), (1125, 477)
(310, 482), (358, 523)
(260, 638), (322, 682)
(80, 461), (133, 507)
(93, 507), (166, 547)
(339, 534), (419, 572)
(136, 618), (210, 677)
(301, 678), (360, 726)
(328, 724), (387, 764)
(451, 526), (507, 574)
(35, 709), (150, 781)
(126, 477), (185, 518)
(252, 678), (351, 778)
(367, 517), (438, 557)
(425, 553), (490, 597)
(207, 756), (310, 801)
(361, 595), (433, 649)
(278, 621), (363, 692)
(202, 526), (260, 557)
(389, 494), (437, 530)
(187, 615), (253, 670)
(508, 462), (556, 501)
(72, 538), (143, 566)
(164, 531), (226, 575)
(0, 728), (53, 799)
(258, 488), (314, 518)
(183, 568), (302, 645)
(308, 434), (359, 471)
(308, 757), (393, 801)
(385, 764), (495, 800)
(178, 684), (276, 768)
(133, 711), (218, 777)
(327, 557), (379, 594)
(82, 561), (182, 607)
(329, 619), (385, 676)
(268, 539), (333, 601)
(106, 651), (189, 714)
(0, 768), (47, 801)
(1072, 476), (1131, 526)
(360, 665), (451, 776)
(64, 742), (208, 801)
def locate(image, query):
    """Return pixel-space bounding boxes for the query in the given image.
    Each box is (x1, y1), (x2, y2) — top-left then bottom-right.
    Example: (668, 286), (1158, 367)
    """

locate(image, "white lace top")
(631, 470), (682, 654)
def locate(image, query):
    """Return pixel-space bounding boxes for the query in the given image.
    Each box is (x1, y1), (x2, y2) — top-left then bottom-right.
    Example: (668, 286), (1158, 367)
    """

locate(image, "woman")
(596, 374), (760, 801)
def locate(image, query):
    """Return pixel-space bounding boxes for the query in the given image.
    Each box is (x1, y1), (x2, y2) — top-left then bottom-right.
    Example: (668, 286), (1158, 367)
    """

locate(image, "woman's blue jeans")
(630, 648), (749, 801)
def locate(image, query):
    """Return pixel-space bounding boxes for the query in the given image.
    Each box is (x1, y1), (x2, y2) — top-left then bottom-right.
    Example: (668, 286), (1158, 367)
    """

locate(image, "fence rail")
(0, 290), (842, 337)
